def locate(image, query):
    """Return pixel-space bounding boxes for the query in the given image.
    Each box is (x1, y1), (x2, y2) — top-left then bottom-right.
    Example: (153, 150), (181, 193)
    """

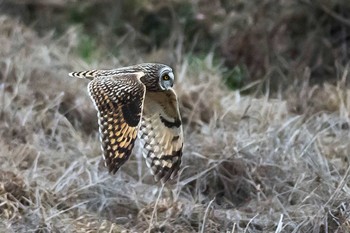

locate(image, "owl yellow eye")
(163, 75), (170, 81)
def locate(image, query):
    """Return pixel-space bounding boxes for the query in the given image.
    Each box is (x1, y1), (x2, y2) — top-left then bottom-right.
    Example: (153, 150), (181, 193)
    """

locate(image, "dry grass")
(1, 6), (350, 233)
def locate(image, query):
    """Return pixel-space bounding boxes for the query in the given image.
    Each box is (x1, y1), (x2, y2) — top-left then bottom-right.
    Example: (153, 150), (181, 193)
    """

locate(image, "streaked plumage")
(68, 63), (183, 183)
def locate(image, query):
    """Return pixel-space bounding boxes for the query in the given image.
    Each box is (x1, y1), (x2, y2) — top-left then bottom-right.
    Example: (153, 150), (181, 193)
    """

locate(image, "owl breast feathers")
(68, 63), (183, 183)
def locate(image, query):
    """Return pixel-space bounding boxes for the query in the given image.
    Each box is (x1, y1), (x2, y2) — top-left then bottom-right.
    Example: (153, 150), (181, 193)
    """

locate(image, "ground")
(1, 1), (350, 232)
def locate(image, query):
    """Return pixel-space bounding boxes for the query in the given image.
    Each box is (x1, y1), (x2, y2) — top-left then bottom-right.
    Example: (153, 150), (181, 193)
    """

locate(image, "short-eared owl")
(69, 63), (183, 182)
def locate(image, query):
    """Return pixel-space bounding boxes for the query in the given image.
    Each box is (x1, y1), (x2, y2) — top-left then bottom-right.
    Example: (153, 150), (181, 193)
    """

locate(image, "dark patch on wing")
(159, 115), (181, 128)
(121, 96), (142, 127)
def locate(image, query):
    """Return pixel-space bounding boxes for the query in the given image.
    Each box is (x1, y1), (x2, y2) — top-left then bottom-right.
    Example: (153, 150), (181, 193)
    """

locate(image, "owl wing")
(86, 71), (146, 174)
(139, 89), (184, 183)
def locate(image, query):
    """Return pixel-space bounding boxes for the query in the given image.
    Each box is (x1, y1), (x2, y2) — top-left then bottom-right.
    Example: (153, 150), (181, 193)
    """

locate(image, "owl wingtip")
(153, 168), (176, 184)
(109, 166), (120, 174)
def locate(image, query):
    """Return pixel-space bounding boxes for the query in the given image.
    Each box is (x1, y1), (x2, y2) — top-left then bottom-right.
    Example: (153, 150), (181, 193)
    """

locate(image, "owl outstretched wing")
(71, 71), (146, 174)
(139, 89), (184, 183)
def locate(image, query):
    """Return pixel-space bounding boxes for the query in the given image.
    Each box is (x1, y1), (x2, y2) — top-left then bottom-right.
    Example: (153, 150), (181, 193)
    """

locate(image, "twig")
(148, 184), (165, 233)
(275, 214), (284, 233)
(244, 213), (259, 233)
(200, 197), (215, 233)
(319, 4), (350, 28)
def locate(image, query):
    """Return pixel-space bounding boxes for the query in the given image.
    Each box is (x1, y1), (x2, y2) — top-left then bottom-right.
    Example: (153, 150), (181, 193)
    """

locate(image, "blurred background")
(1, 0), (350, 232)
(3, 0), (350, 90)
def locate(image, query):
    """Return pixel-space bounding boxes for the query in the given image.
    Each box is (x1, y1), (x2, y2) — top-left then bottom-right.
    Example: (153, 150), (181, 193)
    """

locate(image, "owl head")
(137, 63), (175, 91)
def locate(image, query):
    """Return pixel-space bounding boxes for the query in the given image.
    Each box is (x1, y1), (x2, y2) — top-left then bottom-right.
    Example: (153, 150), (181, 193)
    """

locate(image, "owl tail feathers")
(68, 70), (98, 80)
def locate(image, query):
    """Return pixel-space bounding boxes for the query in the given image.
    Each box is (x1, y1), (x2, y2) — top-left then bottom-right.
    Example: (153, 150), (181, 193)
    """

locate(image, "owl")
(69, 63), (183, 183)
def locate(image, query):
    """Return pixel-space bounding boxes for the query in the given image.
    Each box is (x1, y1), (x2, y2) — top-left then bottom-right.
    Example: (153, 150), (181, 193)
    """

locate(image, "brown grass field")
(1, 1), (350, 232)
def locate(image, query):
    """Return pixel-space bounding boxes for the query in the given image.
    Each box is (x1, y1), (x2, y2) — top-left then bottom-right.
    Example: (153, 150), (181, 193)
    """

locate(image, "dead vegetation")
(1, 0), (350, 232)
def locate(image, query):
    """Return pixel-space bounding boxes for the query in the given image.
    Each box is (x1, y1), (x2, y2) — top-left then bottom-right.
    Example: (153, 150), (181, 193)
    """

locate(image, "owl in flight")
(69, 63), (183, 183)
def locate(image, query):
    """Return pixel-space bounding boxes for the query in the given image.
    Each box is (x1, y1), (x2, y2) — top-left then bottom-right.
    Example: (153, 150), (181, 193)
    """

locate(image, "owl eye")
(162, 74), (170, 81)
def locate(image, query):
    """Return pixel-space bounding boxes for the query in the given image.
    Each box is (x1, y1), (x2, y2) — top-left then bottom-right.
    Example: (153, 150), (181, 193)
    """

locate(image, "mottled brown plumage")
(69, 63), (183, 182)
